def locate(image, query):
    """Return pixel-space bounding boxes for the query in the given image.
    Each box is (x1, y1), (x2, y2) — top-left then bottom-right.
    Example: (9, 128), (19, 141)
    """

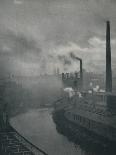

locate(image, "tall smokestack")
(70, 52), (83, 90)
(106, 21), (112, 92)
(80, 59), (83, 90)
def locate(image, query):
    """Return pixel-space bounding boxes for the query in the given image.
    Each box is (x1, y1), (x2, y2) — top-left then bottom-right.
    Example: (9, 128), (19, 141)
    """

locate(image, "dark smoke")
(69, 52), (82, 61)
(58, 55), (71, 66)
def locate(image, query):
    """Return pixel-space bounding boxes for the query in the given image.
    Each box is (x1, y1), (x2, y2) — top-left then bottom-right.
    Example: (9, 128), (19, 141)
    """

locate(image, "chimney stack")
(80, 59), (83, 90)
(106, 21), (112, 92)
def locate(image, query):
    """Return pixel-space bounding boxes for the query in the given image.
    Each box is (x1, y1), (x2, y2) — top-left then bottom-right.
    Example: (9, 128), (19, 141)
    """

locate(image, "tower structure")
(80, 59), (83, 90)
(106, 21), (112, 92)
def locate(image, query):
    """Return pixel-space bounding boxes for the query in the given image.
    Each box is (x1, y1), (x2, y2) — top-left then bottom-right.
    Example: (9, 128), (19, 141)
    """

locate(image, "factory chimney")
(80, 59), (83, 90)
(106, 21), (112, 92)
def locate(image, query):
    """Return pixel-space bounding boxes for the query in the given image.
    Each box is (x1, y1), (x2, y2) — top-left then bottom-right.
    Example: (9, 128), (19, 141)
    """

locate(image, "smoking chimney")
(70, 52), (83, 90)
(106, 21), (112, 92)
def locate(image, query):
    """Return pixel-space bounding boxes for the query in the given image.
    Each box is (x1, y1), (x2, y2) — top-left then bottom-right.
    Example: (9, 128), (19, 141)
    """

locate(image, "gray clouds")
(0, 0), (116, 75)
(0, 30), (42, 64)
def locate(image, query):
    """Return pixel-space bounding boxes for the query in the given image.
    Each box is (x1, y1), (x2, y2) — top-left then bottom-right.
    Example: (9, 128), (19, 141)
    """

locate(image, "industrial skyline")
(0, 2), (116, 154)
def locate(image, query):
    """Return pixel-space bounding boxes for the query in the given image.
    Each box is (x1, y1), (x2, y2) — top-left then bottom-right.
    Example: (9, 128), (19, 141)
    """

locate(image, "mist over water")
(6, 75), (111, 155)
(4, 75), (63, 116)
(10, 108), (113, 155)
(7, 76), (85, 155)
(10, 108), (85, 155)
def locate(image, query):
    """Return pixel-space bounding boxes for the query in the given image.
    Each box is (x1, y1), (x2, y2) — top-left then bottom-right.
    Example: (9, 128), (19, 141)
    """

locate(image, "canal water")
(10, 108), (106, 155)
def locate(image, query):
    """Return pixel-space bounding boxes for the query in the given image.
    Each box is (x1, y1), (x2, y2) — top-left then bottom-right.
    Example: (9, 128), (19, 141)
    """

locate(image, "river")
(10, 108), (105, 155)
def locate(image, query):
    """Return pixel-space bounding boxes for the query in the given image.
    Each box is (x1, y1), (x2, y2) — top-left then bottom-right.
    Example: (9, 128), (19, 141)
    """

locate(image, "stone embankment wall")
(65, 110), (116, 142)
(0, 125), (48, 155)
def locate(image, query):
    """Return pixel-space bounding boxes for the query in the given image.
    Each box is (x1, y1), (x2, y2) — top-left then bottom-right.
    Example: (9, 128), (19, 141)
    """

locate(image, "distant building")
(61, 72), (81, 90)
(61, 70), (106, 91)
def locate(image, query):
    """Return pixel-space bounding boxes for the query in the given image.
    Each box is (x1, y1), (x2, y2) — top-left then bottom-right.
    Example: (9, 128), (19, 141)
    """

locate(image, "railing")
(10, 125), (48, 155)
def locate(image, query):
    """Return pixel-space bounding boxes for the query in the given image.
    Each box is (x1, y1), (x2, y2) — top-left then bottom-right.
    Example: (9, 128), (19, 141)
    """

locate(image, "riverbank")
(52, 109), (116, 155)
(0, 124), (48, 155)
(10, 108), (84, 155)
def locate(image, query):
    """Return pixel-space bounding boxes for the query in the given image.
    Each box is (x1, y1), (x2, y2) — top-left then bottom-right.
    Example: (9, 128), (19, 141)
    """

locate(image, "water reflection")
(10, 108), (115, 155)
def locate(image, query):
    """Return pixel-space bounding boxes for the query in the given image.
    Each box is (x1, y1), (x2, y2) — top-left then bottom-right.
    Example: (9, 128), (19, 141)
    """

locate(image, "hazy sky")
(0, 0), (116, 76)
